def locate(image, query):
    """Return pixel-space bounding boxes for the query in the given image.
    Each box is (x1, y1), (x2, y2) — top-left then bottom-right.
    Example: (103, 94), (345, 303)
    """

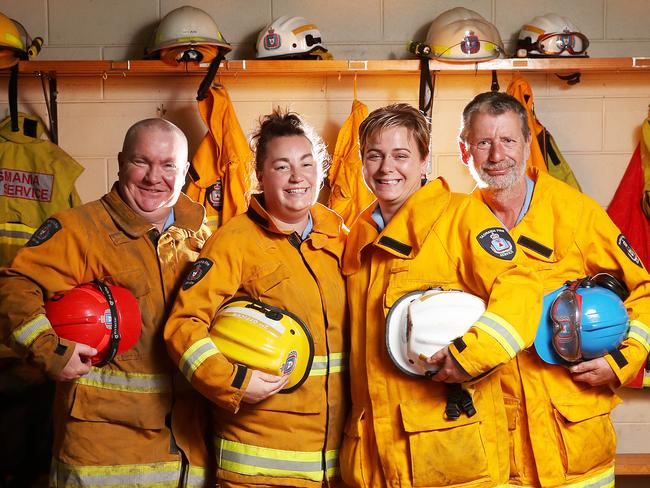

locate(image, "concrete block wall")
(1, 0), (649, 478)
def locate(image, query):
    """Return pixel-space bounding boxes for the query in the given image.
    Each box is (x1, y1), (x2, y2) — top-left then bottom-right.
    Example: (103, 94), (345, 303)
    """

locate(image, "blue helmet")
(534, 275), (629, 365)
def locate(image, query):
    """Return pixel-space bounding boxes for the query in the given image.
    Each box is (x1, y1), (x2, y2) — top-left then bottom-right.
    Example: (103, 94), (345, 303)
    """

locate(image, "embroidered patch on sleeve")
(617, 234), (643, 268)
(25, 218), (62, 247)
(476, 227), (516, 261)
(182, 258), (214, 290)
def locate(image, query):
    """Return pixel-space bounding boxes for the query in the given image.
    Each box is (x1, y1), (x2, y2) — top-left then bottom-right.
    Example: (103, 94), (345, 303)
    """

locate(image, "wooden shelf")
(14, 57), (650, 77)
(615, 454), (650, 476)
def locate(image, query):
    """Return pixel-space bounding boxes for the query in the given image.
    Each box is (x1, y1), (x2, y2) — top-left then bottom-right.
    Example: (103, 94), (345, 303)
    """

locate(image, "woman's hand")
(242, 370), (290, 404)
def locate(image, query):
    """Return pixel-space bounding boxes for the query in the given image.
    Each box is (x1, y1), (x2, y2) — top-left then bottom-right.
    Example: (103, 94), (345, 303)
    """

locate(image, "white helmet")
(385, 289), (486, 377)
(256, 15), (328, 59)
(424, 7), (504, 62)
(147, 6), (231, 64)
(516, 14), (589, 57)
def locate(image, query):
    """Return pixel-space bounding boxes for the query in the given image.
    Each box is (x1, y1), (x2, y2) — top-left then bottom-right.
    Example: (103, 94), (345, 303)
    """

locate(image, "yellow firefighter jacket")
(164, 195), (349, 487)
(0, 112), (82, 266)
(327, 99), (375, 227)
(340, 178), (543, 488)
(185, 86), (252, 232)
(0, 186), (212, 487)
(475, 168), (650, 487)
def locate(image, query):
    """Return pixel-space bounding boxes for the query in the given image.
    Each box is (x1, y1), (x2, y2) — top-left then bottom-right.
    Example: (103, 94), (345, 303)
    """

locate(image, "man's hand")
(425, 345), (472, 383)
(569, 357), (618, 387)
(242, 370), (289, 404)
(54, 343), (96, 381)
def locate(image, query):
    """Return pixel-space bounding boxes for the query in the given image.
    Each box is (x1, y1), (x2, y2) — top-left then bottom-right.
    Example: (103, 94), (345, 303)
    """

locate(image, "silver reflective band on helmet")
(423, 7), (504, 62)
(385, 289), (485, 377)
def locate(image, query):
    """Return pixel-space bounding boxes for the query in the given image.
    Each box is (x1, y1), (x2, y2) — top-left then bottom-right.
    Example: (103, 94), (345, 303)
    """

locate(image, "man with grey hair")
(0, 118), (212, 487)
(459, 91), (650, 487)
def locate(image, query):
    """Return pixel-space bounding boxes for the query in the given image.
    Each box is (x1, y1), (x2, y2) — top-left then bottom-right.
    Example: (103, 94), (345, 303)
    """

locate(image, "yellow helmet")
(211, 297), (314, 392)
(0, 12), (25, 69)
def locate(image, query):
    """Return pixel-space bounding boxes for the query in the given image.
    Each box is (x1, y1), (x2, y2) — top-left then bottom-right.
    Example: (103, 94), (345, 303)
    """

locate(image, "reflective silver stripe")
(11, 314), (51, 349)
(0, 228), (34, 241)
(179, 337), (219, 381)
(629, 320), (650, 351)
(309, 352), (348, 376)
(51, 459), (184, 487)
(474, 312), (523, 358)
(310, 355), (328, 376)
(216, 437), (324, 481)
(325, 449), (339, 477)
(186, 465), (208, 488)
(76, 366), (172, 393)
(560, 466), (614, 488)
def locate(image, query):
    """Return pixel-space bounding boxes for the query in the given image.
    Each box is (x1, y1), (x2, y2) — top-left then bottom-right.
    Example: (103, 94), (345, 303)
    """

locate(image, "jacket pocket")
(503, 395), (523, 480)
(340, 405), (367, 488)
(246, 262), (291, 298)
(69, 383), (170, 430)
(551, 390), (620, 475)
(400, 398), (490, 487)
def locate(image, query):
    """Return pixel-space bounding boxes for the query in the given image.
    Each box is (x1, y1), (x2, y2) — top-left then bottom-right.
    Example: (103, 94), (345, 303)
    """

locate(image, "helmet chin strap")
(92, 279), (121, 366)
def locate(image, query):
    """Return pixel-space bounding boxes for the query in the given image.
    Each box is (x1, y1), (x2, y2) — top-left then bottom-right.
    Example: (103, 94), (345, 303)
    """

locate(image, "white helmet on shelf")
(424, 7), (504, 62)
(256, 15), (329, 59)
(516, 14), (589, 58)
(147, 5), (231, 64)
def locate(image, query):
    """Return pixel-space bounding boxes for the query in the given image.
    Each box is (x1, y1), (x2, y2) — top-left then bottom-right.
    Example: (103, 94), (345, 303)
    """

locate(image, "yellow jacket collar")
(344, 178), (451, 274)
(247, 194), (343, 248)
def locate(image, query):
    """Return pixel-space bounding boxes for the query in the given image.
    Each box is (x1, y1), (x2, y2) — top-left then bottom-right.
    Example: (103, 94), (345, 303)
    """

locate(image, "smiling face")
(117, 124), (189, 228)
(362, 125), (428, 223)
(257, 135), (318, 229)
(460, 110), (530, 191)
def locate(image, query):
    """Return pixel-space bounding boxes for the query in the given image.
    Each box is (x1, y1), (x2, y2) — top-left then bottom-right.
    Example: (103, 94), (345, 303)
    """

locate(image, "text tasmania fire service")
(0, 168), (54, 202)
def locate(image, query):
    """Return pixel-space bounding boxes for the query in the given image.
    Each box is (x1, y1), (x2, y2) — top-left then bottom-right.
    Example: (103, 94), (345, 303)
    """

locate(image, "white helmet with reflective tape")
(147, 5), (231, 64)
(385, 289), (486, 377)
(210, 296), (314, 392)
(256, 15), (329, 59)
(516, 14), (589, 58)
(424, 7), (504, 62)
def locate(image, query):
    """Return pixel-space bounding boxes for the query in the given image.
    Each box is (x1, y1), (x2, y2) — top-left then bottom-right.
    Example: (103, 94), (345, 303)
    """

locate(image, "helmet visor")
(550, 289), (582, 362)
(535, 31), (589, 55)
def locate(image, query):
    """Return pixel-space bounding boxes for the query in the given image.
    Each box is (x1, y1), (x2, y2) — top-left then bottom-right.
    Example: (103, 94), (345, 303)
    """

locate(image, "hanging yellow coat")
(327, 100), (375, 227)
(0, 113), (83, 266)
(507, 75), (582, 191)
(185, 86), (252, 232)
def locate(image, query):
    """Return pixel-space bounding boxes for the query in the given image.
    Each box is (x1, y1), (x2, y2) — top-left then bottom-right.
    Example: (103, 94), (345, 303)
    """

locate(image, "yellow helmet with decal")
(210, 296), (314, 392)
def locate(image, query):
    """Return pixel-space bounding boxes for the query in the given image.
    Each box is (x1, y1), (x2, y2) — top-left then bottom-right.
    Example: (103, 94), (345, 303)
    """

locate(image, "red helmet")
(45, 280), (142, 365)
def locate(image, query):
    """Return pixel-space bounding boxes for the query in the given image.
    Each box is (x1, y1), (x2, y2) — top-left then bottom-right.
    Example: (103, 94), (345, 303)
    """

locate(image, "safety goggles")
(549, 279), (584, 363)
(529, 31), (589, 55)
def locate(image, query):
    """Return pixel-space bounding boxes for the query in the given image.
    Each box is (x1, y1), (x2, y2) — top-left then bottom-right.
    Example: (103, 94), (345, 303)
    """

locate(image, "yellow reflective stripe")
(473, 312), (525, 359)
(0, 222), (36, 244)
(309, 352), (348, 376)
(293, 24), (318, 35)
(179, 337), (219, 381)
(628, 320), (650, 351)
(75, 366), (172, 393)
(644, 369), (650, 387)
(216, 437), (324, 482)
(328, 352), (348, 373)
(186, 465), (208, 488)
(51, 458), (185, 487)
(325, 449), (339, 478)
(559, 466), (615, 488)
(10, 314), (51, 349)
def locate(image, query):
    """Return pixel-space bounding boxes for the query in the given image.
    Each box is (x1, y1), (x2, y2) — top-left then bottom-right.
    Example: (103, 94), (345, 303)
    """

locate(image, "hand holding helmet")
(534, 273), (629, 365)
